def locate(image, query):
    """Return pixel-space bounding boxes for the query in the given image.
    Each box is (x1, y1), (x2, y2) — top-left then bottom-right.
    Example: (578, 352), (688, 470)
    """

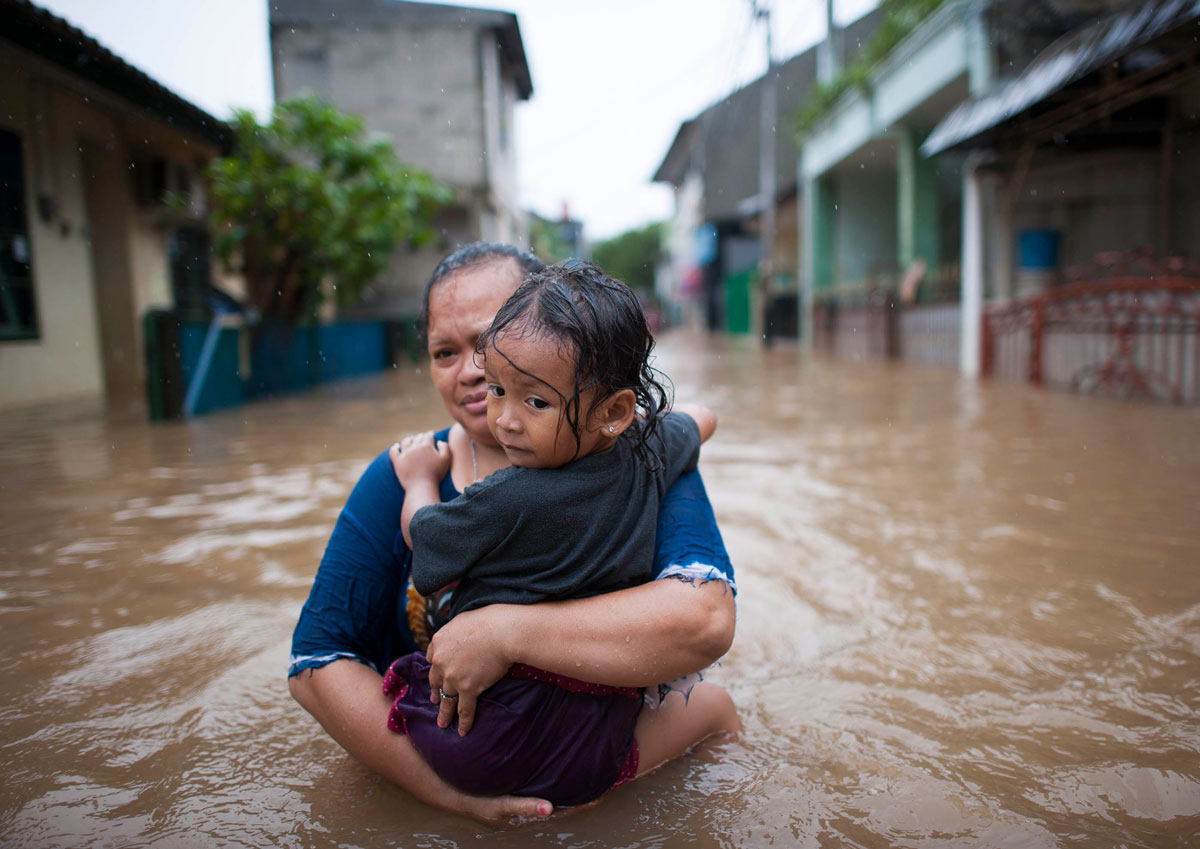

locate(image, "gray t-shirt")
(409, 411), (701, 621)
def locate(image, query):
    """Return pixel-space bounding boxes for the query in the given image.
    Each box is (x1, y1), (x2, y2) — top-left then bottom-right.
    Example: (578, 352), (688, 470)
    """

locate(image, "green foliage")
(591, 222), (664, 295)
(207, 96), (451, 321)
(794, 0), (949, 138)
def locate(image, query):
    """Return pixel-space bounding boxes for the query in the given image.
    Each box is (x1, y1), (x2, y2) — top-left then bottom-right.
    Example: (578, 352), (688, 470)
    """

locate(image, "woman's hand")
(423, 577), (736, 735)
(425, 604), (518, 736)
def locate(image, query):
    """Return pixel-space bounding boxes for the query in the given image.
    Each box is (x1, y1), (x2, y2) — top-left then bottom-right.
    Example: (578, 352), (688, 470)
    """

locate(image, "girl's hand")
(390, 431), (451, 489)
(425, 604), (518, 736)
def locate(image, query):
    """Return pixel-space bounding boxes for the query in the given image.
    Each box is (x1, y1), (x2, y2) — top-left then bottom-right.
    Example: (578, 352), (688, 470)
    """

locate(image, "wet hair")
(419, 242), (545, 342)
(477, 260), (672, 468)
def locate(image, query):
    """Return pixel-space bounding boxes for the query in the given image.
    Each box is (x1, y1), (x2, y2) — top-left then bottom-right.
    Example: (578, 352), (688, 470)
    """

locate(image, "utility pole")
(817, 0), (843, 83)
(754, 0), (776, 344)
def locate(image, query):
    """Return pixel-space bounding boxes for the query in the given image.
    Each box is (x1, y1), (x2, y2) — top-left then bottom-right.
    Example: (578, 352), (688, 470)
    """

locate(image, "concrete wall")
(1014, 151), (1158, 268)
(0, 54), (218, 410)
(1, 63), (104, 406)
(981, 127), (1199, 302)
(1176, 133), (1200, 258)
(1170, 79), (1200, 258)
(832, 170), (899, 286)
(274, 20), (528, 315)
(275, 24), (488, 188)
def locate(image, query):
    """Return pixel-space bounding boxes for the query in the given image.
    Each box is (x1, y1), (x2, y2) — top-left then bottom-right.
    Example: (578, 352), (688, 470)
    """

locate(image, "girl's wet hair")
(478, 260), (672, 468)
(419, 242), (545, 342)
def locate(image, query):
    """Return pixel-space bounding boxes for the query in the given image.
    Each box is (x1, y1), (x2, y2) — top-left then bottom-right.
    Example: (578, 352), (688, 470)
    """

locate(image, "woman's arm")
(289, 660), (551, 822)
(673, 403), (718, 442)
(427, 578), (734, 734)
(288, 446), (551, 819)
(428, 467), (736, 735)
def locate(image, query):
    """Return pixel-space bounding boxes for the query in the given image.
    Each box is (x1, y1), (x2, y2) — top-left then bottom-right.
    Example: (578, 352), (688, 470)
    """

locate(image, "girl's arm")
(427, 468), (736, 735)
(389, 433), (451, 549)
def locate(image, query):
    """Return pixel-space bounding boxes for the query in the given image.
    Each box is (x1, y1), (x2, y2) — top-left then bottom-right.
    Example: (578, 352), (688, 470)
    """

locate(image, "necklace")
(470, 438), (479, 484)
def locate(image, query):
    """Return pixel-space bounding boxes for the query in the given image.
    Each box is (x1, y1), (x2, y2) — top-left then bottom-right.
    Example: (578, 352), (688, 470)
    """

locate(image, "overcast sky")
(36, 0), (874, 240)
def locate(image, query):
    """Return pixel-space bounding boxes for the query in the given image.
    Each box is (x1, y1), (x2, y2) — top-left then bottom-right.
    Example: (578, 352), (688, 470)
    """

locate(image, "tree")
(207, 96), (451, 321)
(591, 222), (663, 295)
(528, 213), (578, 265)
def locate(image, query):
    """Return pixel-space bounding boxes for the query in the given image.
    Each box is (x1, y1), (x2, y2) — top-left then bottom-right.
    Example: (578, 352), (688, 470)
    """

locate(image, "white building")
(0, 0), (229, 411)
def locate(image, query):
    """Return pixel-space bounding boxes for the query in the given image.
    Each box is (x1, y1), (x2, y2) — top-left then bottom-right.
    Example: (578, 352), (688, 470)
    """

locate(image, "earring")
(608, 426), (616, 433)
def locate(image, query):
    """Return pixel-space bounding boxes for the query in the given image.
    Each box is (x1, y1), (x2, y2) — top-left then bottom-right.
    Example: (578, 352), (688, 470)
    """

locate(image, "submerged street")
(2, 333), (1199, 848)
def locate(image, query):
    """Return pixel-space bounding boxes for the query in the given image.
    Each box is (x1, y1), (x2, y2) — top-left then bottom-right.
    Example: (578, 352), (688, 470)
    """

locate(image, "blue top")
(289, 427), (736, 678)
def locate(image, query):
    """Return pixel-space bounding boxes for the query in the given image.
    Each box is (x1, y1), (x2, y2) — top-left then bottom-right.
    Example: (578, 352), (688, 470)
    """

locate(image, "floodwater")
(2, 332), (1199, 848)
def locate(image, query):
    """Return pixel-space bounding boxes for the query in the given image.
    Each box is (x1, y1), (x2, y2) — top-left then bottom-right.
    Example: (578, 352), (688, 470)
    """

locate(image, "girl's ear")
(593, 388), (637, 437)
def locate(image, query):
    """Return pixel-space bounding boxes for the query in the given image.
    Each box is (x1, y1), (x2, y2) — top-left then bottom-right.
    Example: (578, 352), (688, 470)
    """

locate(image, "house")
(0, 0), (229, 411)
(798, 0), (1200, 404)
(923, 0), (1200, 401)
(270, 0), (533, 317)
(653, 8), (882, 338)
(796, 0), (1012, 368)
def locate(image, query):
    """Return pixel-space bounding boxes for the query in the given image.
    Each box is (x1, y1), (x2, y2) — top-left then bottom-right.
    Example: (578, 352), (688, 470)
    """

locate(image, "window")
(0, 127), (38, 340)
(169, 226), (212, 318)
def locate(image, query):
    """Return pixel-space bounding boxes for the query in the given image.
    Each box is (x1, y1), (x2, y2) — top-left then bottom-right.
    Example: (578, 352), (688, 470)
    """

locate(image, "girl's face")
(483, 330), (609, 469)
(426, 260), (523, 447)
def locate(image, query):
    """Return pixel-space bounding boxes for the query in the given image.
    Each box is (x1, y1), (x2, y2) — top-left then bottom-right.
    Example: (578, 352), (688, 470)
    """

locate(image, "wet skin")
(483, 331), (613, 469)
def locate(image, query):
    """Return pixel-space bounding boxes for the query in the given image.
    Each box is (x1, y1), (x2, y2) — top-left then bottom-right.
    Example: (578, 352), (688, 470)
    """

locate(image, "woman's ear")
(594, 389), (637, 437)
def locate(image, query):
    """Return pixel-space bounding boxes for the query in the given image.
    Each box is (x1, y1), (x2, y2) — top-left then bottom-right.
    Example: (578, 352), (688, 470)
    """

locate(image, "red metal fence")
(982, 277), (1200, 404)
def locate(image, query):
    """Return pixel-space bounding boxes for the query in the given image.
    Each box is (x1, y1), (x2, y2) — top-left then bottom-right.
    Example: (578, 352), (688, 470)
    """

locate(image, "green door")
(724, 268), (754, 334)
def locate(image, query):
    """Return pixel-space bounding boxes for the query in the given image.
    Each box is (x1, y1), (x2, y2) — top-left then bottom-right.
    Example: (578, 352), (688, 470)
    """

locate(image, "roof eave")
(1, 0), (231, 149)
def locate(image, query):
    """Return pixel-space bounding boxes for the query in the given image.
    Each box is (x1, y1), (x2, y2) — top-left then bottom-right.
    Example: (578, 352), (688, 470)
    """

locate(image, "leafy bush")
(794, 0), (949, 138)
(208, 96), (451, 321)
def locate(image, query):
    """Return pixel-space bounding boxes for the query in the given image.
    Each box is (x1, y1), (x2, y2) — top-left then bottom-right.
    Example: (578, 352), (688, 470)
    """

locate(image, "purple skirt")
(383, 652), (643, 807)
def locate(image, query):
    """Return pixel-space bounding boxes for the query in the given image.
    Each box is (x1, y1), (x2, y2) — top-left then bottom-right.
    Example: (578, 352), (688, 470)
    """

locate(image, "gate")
(982, 277), (1200, 404)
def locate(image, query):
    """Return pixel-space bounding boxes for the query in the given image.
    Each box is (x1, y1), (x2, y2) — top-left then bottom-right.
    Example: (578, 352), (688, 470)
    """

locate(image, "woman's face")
(426, 259), (523, 446)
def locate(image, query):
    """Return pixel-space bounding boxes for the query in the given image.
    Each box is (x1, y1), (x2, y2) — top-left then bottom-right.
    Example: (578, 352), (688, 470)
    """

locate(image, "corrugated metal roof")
(0, 0), (230, 148)
(922, 0), (1200, 155)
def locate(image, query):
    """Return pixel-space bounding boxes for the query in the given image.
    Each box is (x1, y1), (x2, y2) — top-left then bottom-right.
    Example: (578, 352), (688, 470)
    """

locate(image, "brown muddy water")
(2, 332), (1199, 848)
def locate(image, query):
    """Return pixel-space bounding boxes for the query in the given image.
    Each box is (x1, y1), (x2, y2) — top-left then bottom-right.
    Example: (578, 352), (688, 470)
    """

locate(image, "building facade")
(270, 0), (533, 317)
(926, 0), (1200, 399)
(653, 8), (881, 339)
(0, 0), (228, 411)
(796, 0), (1200, 402)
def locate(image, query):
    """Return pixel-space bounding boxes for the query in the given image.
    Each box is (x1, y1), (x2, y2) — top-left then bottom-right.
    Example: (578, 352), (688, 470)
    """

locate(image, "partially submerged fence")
(144, 312), (424, 420)
(982, 277), (1200, 404)
(813, 286), (961, 369)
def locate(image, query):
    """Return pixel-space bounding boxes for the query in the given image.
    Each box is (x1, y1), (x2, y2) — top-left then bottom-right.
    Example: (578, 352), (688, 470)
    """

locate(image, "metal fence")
(813, 281), (961, 369)
(982, 278), (1200, 404)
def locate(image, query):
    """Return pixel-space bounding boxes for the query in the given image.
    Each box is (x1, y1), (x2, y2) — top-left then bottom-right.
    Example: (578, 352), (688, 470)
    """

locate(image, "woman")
(288, 243), (737, 822)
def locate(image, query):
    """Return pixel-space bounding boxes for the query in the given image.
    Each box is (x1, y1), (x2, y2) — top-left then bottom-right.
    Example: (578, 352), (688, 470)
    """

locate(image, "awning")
(922, 0), (1200, 156)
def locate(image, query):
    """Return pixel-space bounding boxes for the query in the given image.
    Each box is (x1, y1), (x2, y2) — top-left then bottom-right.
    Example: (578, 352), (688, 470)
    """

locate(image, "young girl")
(385, 261), (738, 808)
